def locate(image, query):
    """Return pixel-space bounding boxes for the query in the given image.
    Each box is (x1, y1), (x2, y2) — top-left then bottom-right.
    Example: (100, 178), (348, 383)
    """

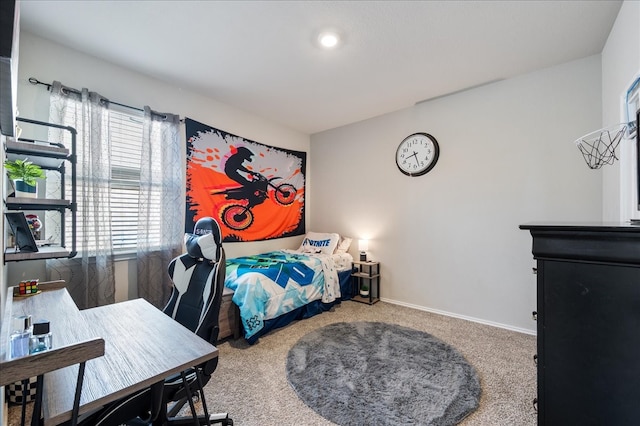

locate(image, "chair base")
(163, 413), (233, 425)
(120, 413), (232, 426)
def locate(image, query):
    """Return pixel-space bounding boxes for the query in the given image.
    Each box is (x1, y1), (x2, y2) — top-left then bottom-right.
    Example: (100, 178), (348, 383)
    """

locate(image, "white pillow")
(298, 232), (340, 255)
(335, 236), (352, 254)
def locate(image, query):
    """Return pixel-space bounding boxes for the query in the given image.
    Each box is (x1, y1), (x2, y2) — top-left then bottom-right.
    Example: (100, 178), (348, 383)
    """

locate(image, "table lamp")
(358, 239), (369, 261)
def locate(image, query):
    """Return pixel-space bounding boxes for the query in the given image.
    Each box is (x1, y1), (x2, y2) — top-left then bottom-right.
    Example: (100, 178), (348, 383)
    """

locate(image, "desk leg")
(150, 381), (168, 426)
(195, 368), (211, 426)
(30, 375), (44, 426)
(162, 369), (212, 426)
(20, 378), (30, 426)
(70, 362), (87, 426)
(179, 370), (204, 425)
(25, 362), (86, 426)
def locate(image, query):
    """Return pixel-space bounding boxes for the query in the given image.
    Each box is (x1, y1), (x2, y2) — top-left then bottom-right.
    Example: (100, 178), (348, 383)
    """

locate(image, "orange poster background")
(185, 119), (306, 242)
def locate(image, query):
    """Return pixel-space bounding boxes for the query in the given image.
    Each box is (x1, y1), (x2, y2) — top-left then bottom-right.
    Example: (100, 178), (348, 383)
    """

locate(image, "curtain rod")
(28, 77), (184, 122)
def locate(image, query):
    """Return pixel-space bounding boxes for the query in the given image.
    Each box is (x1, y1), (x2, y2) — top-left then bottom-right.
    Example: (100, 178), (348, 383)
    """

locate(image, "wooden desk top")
(0, 287), (104, 386)
(43, 298), (219, 425)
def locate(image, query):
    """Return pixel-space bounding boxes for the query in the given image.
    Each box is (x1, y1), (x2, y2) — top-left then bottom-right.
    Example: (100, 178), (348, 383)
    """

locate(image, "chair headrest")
(184, 217), (223, 261)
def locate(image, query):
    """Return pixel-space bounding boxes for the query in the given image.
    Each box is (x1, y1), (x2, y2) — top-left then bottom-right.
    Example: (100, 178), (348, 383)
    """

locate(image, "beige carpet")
(8, 300), (537, 425)
(204, 301), (537, 425)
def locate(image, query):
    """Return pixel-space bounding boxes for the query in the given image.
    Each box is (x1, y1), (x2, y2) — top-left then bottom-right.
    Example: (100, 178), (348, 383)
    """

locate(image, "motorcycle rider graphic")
(225, 146), (255, 187)
(212, 146), (297, 231)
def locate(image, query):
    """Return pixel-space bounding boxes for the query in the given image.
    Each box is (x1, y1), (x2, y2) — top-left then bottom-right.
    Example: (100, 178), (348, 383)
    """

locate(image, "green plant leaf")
(4, 158), (45, 186)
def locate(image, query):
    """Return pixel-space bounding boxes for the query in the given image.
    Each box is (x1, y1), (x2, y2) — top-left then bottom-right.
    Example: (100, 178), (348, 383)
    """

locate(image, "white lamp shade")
(358, 239), (369, 252)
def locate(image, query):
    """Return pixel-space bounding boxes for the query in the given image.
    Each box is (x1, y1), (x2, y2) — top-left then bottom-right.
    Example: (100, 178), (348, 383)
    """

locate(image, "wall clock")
(395, 132), (440, 176)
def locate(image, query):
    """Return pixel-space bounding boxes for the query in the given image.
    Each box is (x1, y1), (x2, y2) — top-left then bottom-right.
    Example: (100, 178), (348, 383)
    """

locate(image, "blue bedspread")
(225, 250), (346, 341)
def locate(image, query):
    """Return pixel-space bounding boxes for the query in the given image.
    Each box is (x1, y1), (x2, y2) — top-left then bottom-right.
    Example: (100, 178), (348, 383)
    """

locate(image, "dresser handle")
(533, 354), (538, 365)
(533, 398), (538, 412)
(532, 311), (537, 321)
(532, 267), (538, 275)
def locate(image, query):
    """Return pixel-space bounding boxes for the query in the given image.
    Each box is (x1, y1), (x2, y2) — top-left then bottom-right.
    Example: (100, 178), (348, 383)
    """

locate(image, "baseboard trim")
(380, 297), (537, 336)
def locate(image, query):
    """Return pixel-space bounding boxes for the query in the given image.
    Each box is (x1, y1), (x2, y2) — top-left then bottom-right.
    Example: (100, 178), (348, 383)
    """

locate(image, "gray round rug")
(286, 321), (481, 425)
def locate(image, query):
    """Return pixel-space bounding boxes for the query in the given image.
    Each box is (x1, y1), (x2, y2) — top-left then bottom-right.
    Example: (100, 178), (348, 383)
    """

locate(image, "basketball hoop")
(574, 123), (628, 169)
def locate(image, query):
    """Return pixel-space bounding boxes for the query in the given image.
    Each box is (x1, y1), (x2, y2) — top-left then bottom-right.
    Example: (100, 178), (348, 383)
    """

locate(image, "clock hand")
(411, 151), (420, 165)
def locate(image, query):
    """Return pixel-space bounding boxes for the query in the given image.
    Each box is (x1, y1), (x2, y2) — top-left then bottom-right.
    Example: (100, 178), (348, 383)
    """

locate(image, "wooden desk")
(1, 286), (219, 425)
(0, 287), (104, 386)
(1, 286), (105, 425)
(43, 298), (219, 425)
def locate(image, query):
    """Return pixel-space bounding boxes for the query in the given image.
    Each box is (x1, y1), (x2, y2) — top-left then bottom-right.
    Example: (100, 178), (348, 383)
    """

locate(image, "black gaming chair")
(160, 217), (232, 425)
(81, 217), (232, 426)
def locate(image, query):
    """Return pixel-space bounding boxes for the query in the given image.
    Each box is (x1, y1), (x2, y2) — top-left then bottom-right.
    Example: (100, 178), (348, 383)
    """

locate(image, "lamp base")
(359, 252), (367, 261)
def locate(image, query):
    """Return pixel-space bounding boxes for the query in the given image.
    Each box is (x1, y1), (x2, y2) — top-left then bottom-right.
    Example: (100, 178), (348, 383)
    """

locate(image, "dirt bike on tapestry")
(211, 171), (296, 231)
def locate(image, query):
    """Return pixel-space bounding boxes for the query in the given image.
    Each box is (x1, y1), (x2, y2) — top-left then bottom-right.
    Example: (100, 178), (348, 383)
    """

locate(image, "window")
(54, 105), (153, 253)
(109, 107), (144, 251)
(46, 83), (182, 260)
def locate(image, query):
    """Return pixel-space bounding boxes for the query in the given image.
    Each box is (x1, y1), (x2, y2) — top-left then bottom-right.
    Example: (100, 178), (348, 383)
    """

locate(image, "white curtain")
(136, 106), (183, 308)
(45, 81), (115, 309)
(45, 82), (184, 309)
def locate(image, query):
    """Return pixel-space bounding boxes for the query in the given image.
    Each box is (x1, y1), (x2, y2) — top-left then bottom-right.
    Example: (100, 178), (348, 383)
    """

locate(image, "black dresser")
(520, 223), (640, 425)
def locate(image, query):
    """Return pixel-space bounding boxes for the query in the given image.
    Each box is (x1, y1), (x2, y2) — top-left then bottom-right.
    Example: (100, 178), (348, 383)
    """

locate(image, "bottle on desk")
(30, 320), (53, 354)
(10, 315), (32, 359)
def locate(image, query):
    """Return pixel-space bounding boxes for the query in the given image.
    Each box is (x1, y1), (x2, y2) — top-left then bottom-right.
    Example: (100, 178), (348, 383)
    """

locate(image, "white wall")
(602, 0), (640, 222)
(9, 8), (634, 331)
(9, 32), (310, 301)
(310, 55), (603, 333)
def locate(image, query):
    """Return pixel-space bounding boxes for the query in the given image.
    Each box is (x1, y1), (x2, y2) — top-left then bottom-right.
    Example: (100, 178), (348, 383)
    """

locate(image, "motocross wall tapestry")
(185, 118), (306, 242)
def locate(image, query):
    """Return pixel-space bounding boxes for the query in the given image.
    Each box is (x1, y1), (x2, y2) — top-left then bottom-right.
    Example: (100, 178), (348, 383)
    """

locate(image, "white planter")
(13, 180), (37, 198)
(360, 289), (369, 297)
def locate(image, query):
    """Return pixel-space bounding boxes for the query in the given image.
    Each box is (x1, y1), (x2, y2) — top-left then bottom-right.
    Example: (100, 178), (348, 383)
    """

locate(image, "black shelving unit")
(4, 117), (77, 262)
(351, 260), (380, 305)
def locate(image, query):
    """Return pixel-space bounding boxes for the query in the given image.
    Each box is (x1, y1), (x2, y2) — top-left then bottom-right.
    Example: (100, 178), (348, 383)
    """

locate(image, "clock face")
(395, 133), (440, 176)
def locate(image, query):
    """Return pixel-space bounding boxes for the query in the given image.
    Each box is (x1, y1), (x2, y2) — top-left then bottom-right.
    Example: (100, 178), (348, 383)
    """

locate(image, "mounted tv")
(5, 212), (38, 253)
(623, 75), (640, 216)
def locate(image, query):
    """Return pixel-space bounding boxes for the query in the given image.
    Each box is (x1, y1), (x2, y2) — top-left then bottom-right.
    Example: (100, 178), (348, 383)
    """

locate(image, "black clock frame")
(395, 132), (440, 177)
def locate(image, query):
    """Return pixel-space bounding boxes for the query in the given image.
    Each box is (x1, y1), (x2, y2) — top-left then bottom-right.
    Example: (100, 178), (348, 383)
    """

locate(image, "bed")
(224, 232), (354, 344)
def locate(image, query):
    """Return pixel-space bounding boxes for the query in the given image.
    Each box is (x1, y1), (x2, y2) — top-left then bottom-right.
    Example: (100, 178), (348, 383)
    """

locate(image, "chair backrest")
(164, 217), (225, 348)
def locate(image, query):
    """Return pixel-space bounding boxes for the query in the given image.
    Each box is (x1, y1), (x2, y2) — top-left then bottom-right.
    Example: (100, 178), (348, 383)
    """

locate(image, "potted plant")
(4, 158), (45, 198)
(360, 283), (369, 297)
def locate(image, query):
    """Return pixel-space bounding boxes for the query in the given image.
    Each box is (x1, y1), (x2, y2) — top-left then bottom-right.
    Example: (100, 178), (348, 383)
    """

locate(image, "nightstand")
(351, 260), (380, 305)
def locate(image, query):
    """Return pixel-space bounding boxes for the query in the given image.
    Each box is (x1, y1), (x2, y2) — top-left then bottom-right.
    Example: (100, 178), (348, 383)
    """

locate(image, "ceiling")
(19, 0), (622, 135)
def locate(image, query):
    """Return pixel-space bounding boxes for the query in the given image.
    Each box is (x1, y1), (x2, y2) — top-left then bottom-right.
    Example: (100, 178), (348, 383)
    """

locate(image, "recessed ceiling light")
(318, 31), (340, 49)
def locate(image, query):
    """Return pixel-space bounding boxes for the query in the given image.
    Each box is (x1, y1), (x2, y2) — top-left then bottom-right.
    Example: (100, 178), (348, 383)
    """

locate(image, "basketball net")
(575, 123), (628, 169)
